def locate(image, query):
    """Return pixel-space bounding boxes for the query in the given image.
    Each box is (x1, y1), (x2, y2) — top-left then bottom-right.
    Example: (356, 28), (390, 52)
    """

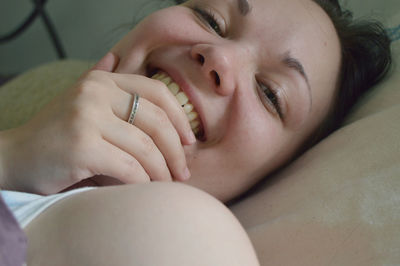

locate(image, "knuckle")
(125, 157), (140, 171)
(74, 81), (100, 103)
(71, 88), (109, 120)
(86, 70), (104, 80)
(121, 157), (150, 184)
(75, 76), (108, 100)
(153, 107), (170, 128)
(139, 134), (156, 156)
(121, 158), (139, 179)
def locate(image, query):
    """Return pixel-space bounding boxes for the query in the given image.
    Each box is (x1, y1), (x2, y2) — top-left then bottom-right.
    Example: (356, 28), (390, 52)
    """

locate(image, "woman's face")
(111, 0), (341, 201)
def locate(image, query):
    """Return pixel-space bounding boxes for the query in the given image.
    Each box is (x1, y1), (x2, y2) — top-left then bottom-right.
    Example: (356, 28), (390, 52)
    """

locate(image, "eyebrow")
(282, 52), (312, 106)
(237, 0), (251, 16)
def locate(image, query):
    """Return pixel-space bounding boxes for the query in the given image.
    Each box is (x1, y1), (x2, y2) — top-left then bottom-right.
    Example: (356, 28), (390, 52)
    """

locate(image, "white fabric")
(1, 187), (95, 228)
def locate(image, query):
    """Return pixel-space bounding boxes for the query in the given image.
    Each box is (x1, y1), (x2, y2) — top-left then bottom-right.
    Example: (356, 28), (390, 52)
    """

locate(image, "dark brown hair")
(308, 0), (392, 146)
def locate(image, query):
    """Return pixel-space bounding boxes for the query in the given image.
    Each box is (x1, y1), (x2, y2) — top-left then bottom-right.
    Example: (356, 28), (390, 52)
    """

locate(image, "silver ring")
(128, 93), (140, 125)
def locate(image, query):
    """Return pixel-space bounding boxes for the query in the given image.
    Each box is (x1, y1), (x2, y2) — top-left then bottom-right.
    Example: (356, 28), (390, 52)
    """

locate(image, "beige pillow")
(0, 60), (92, 130)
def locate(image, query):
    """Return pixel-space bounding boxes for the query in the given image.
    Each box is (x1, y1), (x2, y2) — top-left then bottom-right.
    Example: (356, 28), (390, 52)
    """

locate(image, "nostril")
(211, 71), (220, 86)
(197, 54), (205, 65)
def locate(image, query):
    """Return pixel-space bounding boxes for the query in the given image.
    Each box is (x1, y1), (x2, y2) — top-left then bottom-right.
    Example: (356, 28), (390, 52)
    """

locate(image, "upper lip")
(147, 64), (207, 141)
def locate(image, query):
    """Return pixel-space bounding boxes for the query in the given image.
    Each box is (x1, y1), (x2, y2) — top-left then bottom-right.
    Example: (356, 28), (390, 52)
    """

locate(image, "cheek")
(114, 7), (204, 73)
(140, 11), (186, 42)
(224, 102), (284, 169)
(127, 7), (203, 52)
(187, 113), (285, 200)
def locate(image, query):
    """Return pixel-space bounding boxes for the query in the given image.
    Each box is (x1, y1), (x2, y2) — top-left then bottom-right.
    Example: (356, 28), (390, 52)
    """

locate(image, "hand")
(1, 53), (195, 194)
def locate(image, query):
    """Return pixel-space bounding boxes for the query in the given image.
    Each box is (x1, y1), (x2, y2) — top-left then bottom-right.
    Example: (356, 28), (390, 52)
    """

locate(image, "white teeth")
(167, 82), (180, 96)
(158, 72), (168, 79)
(187, 112), (198, 122)
(160, 76), (172, 86)
(175, 92), (189, 106)
(151, 70), (203, 138)
(190, 120), (200, 129)
(192, 127), (200, 135)
(183, 103), (193, 114)
(151, 73), (161, 79)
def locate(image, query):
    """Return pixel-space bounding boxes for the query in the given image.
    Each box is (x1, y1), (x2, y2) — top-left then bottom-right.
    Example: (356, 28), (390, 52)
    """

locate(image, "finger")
(133, 98), (191, 181)
(105, 72), (196, 145)
(78, 53), (120, 80)
(91, 52), (120, 72)
(89, 140), (150, 184)
(85, 83), (189, 181)
(100, 113), (174, 182)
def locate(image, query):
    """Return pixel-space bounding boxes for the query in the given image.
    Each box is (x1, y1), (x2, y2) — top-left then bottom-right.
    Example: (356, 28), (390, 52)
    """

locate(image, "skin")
(25, 183), (261, 266)
(0, 0), (341, 203)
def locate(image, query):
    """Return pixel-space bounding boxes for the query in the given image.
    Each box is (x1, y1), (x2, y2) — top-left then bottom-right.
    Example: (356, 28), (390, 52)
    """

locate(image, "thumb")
(91, 52), (120, 72)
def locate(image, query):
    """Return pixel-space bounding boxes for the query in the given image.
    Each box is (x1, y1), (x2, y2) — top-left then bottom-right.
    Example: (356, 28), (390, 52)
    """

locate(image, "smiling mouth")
(150, 70), (205, 140)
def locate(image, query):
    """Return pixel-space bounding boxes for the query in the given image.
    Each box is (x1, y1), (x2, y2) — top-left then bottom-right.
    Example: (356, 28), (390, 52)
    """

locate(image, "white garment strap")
(1, 187), (95, 228)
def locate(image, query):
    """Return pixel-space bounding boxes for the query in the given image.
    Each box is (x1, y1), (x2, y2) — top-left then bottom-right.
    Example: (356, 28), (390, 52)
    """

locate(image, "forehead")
(238, 0), (339, 61)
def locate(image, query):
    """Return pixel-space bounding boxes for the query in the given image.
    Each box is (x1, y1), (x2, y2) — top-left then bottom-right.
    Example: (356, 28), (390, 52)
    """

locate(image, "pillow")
(0, 60), (92, 130)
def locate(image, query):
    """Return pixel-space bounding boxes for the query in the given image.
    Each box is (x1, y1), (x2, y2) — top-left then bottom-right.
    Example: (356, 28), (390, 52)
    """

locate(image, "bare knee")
(26, 183), (259, 266)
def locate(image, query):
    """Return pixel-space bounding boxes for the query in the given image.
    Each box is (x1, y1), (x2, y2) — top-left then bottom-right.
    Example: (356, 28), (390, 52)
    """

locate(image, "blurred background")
(0, 0), (397, 78)
(0, 0), (176, 77)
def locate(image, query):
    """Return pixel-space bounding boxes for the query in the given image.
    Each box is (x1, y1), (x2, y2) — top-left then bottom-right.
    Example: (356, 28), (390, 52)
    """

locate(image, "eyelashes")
(192, 5), (284, 120)
(257, 82), (284, 119)
(193, 6), (224, 36)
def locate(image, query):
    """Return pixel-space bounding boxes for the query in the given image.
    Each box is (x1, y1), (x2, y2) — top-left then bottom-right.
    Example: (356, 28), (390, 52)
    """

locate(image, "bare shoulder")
(26, 183), (260, 266)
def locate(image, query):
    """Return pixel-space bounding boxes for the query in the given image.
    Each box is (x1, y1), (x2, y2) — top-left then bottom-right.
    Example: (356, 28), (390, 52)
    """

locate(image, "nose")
(190, 43), (236, 96)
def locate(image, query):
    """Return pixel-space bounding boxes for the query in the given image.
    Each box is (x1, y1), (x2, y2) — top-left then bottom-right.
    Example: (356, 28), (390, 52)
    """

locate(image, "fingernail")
(182, 167), (191, 181)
